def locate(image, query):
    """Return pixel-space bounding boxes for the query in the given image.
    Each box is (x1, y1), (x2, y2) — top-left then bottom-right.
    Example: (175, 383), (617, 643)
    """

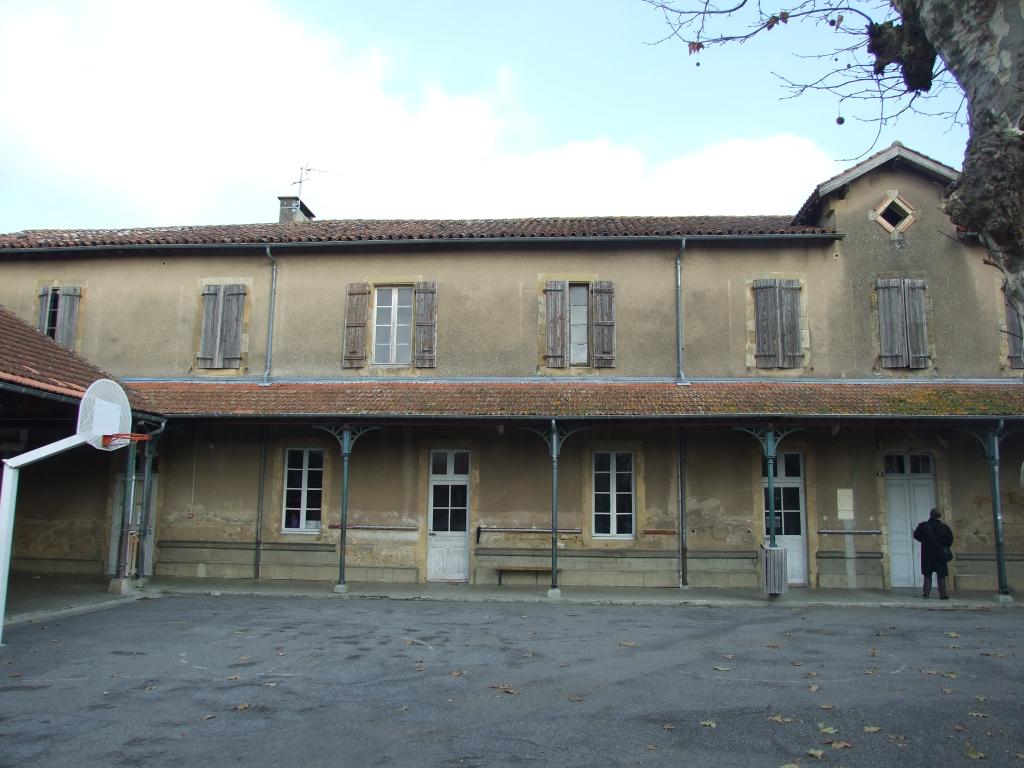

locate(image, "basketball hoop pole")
(0, 434), (90, 646)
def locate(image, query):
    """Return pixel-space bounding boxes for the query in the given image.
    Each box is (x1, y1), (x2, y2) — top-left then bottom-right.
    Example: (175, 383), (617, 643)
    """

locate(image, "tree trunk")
(897, 0), (1024, 322)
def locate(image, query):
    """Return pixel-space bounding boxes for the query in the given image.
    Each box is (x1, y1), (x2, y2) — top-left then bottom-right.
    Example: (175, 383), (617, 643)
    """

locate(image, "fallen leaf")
(700, 720), (716, 728)
(781, 764), (800, 768)
(807, 748), (824, 759)
(820, 704), (834, 710)
(808, 685), (819, 693)
(646, 745), (657, 752)
(889, 735), (907, 743)
(237, 656), (251, 662)
(804, 671), (820, 678)
(770, 714), (793, 723)
(490, 683), (518, 695)
(262, 682), (277, 687)
(864, 726), (881, 733)
(619, 641), (637, 648)
(226, 675), (240, 681)
(276, 652), (286, 657)
(975, 696), (987, 702)
(713, 666), (732, 672)
(829, 740), (852, 750)
(721, 653), (735, 660)
(449, 670), (464, 678)
(567, 695), (583, 703)
(864, 668), (878, 675)
(966, 745), (986, 759)
(969, 711), (989, 718)
(819, 725), (838, 735)
(791, 661), (803, 667)
(766, 643), (782, 649)
(144, 684), (157, 692)
(234, 703), (251, 711)
(945, 632), (960, 638)
(200, 714), (216, 721)
(399, 705), (409, 712)
(942, 687), (953, 694)
(662, 724), (675, 731)
(870, 646), (877, 657)
(784, 633), (792, 637)
(8, 672), (23, 678)
(922, 669), (938, 676)
(953, 724), (967, 732)
(415, 665), (425, 673)
(943, 672), (958, 679)
(405, 640), (415, 645)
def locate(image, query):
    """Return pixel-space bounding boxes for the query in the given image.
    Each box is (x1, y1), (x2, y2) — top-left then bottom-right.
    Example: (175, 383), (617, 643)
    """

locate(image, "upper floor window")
(593, 451), (634, 538)
(197, 284), (246, 369)
(1004, 294), (1023, 369)
(36, 285), (81, 350)
(752, 279), (802, 369)
(873, 192), (915, 235)
(343, 282), (436, 369)
(544, 280), (615, 369)
(876, 278), (928, 369)
(283, 448), (324, 532)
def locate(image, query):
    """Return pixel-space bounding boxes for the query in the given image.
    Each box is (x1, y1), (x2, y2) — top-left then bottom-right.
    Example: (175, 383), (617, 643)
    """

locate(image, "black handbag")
(926, 522), (954, 562)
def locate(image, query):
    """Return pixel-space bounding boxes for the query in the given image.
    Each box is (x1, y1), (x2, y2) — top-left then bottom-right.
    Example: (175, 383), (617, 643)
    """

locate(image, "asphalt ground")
(1, 595), (1022, 767)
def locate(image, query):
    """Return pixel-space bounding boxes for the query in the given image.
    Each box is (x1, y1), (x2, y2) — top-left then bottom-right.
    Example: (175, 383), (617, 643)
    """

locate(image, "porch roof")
(127, 380), (1024, 421)
(0, 304), (152, 410)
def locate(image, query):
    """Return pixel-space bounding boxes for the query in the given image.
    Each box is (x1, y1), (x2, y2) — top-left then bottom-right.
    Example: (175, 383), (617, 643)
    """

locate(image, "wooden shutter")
(197, 285), (222, 369)
(752, 279), (780, 368)
(778, 280), (802, 368)
(904, 279), (929, 369)
(342, 282), (370, 368)
(219, 284), (246, 368)
(591, 281), (616, 368)
(36, 286), (52, 333)
(877, 278), (909, 368)
(414, 281), (437, 368)
(544, 280), (567, 368)
(1006, 295), (1024, 369)
(54, 286), (81, 350)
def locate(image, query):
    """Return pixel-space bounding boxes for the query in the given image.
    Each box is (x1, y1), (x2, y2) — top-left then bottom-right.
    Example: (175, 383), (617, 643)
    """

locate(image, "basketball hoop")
(101, 433), (152, 449)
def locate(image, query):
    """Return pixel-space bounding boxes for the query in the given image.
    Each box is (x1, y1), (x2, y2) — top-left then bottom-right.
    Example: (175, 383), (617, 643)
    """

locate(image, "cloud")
(0, 1), (840, 230)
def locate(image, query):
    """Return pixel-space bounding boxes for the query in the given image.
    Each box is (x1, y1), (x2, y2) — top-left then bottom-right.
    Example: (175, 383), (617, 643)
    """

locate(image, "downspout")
(262, 246), (278, 384)
(114, 421), (139, 583)
(676, 239), (686, 380)
(254, 426), (268, 579)
(135, 417), (167, 580)
(677, 426), (687, 588)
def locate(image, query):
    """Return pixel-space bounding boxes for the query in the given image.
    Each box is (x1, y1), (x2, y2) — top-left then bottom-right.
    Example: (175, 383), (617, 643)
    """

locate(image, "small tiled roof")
(128, 380), (1024, 420)
(0, 216), (832, 251)
(0, 304), (153, 409)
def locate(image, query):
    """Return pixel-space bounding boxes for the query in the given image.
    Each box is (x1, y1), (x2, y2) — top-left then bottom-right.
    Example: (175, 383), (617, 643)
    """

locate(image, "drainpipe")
(676, 239), (686, 380)
(262, 246), (278, 383)
(549, 418), (560, 598)
(135, 418), (167, 580)
(254, 426), (268, 579)
(983, 422), (1010, 596)
(677, 426), (687, 587)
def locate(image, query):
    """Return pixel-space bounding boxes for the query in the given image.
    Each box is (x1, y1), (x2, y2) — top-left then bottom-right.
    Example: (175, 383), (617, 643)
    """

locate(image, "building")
(0, 142), (1020, 595)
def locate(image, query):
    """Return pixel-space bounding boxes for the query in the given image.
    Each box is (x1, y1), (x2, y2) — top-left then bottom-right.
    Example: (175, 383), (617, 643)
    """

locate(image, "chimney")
(277, 196), (315, 224)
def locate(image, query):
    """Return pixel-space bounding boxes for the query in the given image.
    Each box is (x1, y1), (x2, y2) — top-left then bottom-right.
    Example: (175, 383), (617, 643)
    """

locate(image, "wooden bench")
(496, 565), (562, 586)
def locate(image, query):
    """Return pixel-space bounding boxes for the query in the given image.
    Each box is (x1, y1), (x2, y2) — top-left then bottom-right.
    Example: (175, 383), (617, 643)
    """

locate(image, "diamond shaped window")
(874, 193), (915, 234)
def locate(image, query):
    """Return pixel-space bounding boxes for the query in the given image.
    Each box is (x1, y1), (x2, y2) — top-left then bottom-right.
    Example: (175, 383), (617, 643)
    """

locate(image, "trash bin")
(760, 545), (788, 595)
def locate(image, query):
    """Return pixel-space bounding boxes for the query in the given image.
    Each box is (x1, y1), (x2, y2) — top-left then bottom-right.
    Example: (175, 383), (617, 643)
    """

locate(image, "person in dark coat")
(912, 508), (954, 599)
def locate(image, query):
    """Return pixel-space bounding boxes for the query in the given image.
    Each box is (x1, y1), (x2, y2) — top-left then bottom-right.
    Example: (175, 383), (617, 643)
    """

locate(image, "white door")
(762, 452), (807, 585)
(886, 454), (936, 588)
(427, 449), (470, 582)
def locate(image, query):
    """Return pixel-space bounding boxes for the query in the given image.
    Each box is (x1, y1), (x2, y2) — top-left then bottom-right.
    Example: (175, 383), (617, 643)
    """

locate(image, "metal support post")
(316, 424), (380, 594)
(523, 419), (586, 599)
(115, 439), (138, 580)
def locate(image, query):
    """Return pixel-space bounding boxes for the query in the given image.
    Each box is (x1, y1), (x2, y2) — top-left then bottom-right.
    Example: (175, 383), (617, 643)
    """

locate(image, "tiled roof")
(128, 380), (1024, 420)
(0, 304), (153, 409)
(0, 216), (832, 251)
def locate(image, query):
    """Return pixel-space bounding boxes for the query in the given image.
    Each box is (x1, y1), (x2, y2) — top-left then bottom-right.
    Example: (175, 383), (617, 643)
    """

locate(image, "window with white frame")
(593, 451), (634, 537)
(373, 286), (414, 365)
(283, 449), (324, 532)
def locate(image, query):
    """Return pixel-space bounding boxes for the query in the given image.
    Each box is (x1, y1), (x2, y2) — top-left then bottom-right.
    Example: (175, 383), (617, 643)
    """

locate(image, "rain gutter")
(676, 239), (685, 380)
(148, 412), (1024, 423)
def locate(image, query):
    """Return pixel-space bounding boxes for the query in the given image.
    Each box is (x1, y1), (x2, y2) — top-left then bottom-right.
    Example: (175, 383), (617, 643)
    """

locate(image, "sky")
(0, 1), (969, 233)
